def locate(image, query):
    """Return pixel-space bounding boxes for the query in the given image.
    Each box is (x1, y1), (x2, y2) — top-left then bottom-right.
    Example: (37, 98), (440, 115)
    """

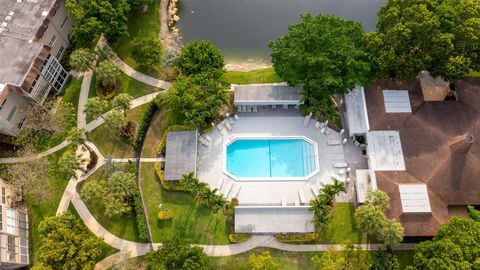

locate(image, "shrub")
(274, 232), (319, 244)
(132, 192), (149, 242)
(156, 125), (195, 155)
(154, 162), (188, 191)
(157, 210), (174, 221)
(133, 101), (159, 150)
(229, 234), (251, 243)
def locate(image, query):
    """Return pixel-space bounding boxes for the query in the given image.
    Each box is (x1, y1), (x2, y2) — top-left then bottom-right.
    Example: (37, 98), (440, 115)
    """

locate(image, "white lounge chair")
(272, 104), (277, 109)
(281, 198), (287, 206)
(294, 104), (300, 110)
(253, 105), (258, 112)
(223, 183), (234, 199)
(217, 177), (224, 189)
(327, 140), (341, 146)
(319, 127), (326, 134)
(303, 115), (310, 127)
(199, 136), (210, 147)
(234, 114), (239, 120)
(333, 162), (348, 168)
(225, 120), (232, 131)
(298, 190), (307, 205)
(310, 185), (319, 197)
(330, 171), (346, 182)
(204, 134), (212, 143)
(315, 121), (321, 129)
(230, 185), (241, 199)
(294, 200), (300, 206)
(283, 104), (288, 109)
(246, 105), (252, 112)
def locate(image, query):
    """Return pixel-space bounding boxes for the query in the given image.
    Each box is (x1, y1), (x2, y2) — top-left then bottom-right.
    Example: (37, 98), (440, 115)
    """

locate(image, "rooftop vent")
(5, 16), (11, 21)
(8, 12), (14, 16)
(41, 11), (48, 17)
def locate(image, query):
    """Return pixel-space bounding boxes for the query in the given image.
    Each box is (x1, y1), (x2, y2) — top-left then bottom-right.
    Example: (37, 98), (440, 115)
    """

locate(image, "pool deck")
(197, 112), (354, 205)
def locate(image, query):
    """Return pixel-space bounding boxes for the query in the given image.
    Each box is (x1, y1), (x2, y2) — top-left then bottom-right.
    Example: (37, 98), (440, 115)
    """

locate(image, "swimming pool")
(225, 137), (318, 180)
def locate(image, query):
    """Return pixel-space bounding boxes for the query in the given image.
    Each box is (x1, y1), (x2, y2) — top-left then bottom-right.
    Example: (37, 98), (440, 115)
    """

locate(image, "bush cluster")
(154, 162), (188, 191)
(133, 101), (159, 150)
(157, 210), (174, 221)
(132, 192), (149, 242)
(155, 125), (195, 155)
(229, 234), (251, 243)
(274, 232), (319, 244)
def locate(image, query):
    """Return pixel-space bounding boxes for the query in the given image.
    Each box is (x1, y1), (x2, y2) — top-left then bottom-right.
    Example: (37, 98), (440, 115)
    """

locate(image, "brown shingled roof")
(365, 77), (480, 237)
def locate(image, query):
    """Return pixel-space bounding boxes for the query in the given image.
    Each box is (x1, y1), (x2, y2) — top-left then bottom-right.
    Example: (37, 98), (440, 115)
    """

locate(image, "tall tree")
(66, 128), (88, 148)
(112, 93), (133, 116)
(131, 36), (164, 70)
(167, 74), (229, 130)
(84, 97), (109, 120)
(354, 204), (387, 237)
(66, 0), (131, 44)
(370, 250), (400, 270)
(248, 251), (280, 270)
(366, 0), (480, 81)
(58, 151), (85, 179)
(104, 109), (128, 134)
(381, 219), (404, 250)
(365, 189), (390, 211)
(80, 180), (104, 204)
(312, 244), (372, 270)
(35, 212), (101, 270)
(96, 60), (121, 92)
(69, 48), (97, 71)
(145, 237), (209, 270)
(177, 40), (224, 76)
(269, 13), (372, 109)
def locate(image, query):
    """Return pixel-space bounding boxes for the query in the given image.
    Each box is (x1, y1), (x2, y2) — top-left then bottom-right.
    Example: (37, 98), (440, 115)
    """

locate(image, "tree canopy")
(365, 0), (480, 81)
(312, 244), (372, 270)
(166, 74), (229, 130)
(269, 13), (372, 107)
(177, 40), (224, 76)
(145, 237), (209, 270)
(66, 0), (131, 44)
(34, 212), (101, 270)
(248, 251), (279, 270)
(131, 36), (164, 70)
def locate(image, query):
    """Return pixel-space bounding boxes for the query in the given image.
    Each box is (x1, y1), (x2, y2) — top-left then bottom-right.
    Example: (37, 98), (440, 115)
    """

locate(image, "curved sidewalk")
(111, 55), (171, 89)
(0, 140), (70, 164)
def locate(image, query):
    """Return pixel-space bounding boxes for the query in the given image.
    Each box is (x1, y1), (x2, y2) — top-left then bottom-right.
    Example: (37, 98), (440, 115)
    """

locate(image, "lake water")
(176, 0), (386, 62)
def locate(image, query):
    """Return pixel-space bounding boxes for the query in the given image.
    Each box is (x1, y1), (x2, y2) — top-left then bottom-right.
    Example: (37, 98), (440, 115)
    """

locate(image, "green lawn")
(111, 0), (161, 76)
(88, 103), (150, 158)
(141, 106), (184, 157)
(89, 73), (157, 100)
(79, 166), (144, 242)
(225, 68), (283, 84)
(27, 148), (72, 264)
(316, 203), (366, 244)
(140, 163), (230, 244)
(61, 77), (82, 120)
(209, 247), (414, 270)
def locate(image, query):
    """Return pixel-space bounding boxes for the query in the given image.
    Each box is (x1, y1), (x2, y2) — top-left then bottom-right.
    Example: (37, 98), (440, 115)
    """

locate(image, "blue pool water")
(226, 139), (317, 179)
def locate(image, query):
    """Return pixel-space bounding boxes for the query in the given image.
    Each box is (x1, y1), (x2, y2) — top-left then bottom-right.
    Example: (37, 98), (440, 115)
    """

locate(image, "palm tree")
(211, 195), (226, 213)
(199, 187), (218, 207)
(191, 181), (208, 200)
(180, 172), (197, 191)
(332, 179), (347, 194)
(320, 179), (347, 206)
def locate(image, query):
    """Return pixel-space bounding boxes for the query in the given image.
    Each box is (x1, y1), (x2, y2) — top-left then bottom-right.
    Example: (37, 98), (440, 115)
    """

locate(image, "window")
(6, 106), (16, 122)
(0, 205), (3, 231)
(61, 16), (68, 28)
(56, 46), (64, 59)
(20, 238), (27, 263)
(17, 117), (26, 129)
(6, 208), (15, 234)
(18, 212), (27, 238)
(2, 187), (5, 204)
(49, 35), (56, 46)
(7, 236), (16, 262)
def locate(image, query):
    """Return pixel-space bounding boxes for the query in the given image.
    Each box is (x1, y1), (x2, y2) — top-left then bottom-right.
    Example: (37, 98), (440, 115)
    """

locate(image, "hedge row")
(155, 125), (195, 155)
(132, 192), (149, 242)
(133, 101), (159, 150)
(154, 161), (188, 191)
(274, 232), (319, 244)
(229, 234), (251, 243)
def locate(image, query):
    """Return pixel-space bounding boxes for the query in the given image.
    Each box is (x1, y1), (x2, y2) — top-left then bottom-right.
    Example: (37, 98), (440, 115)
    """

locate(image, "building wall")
(39, 1), (73, 61)
(0, 179), (29, 269)
(0, 92), (30, 137)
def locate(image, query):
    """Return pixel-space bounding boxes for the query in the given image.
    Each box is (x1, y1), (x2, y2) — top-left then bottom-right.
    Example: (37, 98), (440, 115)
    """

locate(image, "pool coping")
(222, 135), (320, 182)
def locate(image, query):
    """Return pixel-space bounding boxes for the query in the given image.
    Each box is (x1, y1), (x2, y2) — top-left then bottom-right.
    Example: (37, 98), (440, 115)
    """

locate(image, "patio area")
(196, 111), (354, 205)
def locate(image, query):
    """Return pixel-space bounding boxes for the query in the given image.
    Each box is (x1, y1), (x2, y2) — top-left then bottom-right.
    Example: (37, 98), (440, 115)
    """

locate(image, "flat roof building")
(233, 83), (302, 106)
(164, 130), (198, 181)
(0, 0), (73, 137)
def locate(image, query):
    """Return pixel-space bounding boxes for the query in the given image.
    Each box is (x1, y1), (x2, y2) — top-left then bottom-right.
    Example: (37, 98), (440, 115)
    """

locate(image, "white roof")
(398, 184), (431, 213)
(235, 206), (315, 233)
(345, 86), (370, 137)
(355, 169), (378, 204)
(367, 131), (406, 171)
(383, 90), (412, 113)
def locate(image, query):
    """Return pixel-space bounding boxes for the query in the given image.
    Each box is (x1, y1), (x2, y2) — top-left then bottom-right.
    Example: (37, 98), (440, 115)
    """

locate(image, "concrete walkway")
(78, 71), (92, 130)
(112, 55), (171, 89)
(110, 157), (164, 163)
(86, 92), (163, 132)
(0, 140), (70, 164)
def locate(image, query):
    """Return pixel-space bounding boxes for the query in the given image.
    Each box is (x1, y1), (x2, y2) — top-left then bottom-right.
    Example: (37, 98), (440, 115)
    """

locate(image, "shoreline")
(224, 58), (273, 72)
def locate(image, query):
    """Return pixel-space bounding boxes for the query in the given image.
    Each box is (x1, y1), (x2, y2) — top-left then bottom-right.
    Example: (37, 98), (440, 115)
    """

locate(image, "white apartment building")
(0, 0), (73, 136)
(0, 179), (28, 270)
